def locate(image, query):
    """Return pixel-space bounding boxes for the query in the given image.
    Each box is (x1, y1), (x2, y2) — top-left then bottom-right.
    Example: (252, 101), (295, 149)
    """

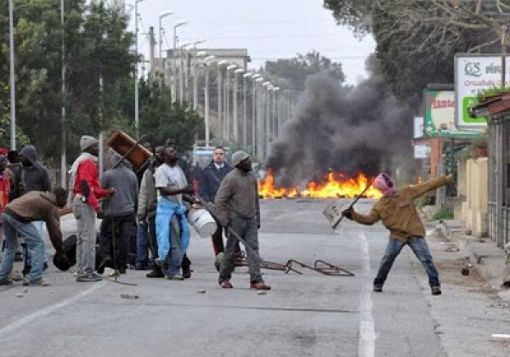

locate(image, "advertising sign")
(424, 89), (480, 138)
(414, 144), (431, 159)
(414, 116), (424, 139)
(455, 54), (510, 129)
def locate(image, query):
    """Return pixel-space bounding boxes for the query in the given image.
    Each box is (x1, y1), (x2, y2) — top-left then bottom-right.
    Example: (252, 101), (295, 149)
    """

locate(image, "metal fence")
(488, 115), (509, 248)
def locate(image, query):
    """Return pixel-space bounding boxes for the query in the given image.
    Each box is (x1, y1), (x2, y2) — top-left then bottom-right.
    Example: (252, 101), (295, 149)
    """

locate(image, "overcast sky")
(129, 0), (376, 85)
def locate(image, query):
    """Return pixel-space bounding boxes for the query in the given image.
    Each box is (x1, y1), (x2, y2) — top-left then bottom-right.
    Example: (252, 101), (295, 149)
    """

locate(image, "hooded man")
(0, 188), (69, 286)
(214, 151), (271, 290)
(342, 173), (454, 295)
(19, 145), (51, 195)
(70, 135), (115, 282)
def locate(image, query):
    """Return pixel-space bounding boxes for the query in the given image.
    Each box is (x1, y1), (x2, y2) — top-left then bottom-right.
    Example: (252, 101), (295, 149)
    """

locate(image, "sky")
(128, 0), (376, 85)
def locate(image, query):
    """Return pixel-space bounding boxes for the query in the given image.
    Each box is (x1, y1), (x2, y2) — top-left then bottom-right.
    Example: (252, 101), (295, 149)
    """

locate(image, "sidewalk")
(428, 218), (510, 302)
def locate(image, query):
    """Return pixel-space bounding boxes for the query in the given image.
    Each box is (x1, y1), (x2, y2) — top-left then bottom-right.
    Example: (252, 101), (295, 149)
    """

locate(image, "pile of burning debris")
(258, 171), (382, 199)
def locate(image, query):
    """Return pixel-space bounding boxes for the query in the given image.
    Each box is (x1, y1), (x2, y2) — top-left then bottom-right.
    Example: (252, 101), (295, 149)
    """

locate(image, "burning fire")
(258, 171), (382, 199)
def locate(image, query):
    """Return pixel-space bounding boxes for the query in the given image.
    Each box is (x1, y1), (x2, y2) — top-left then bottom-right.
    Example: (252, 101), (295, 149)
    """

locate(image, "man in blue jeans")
(0, 188), (69, 286)
(154, 145), (194, 280)
(343, 173), (454, 295)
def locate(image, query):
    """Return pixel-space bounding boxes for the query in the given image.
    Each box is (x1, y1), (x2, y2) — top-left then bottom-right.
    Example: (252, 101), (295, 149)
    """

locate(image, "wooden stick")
(332, 182), (373, 229)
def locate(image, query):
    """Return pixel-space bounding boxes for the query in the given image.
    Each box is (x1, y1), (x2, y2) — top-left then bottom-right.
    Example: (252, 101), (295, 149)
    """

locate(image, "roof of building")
(470, 92), (510, 118)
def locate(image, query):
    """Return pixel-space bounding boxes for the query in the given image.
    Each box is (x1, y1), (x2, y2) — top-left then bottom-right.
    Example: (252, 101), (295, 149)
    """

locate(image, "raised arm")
(407, 175), (453, 199)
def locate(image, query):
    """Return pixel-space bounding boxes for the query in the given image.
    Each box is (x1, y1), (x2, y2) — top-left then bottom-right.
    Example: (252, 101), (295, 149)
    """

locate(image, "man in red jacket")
(69, 135), (114, 282)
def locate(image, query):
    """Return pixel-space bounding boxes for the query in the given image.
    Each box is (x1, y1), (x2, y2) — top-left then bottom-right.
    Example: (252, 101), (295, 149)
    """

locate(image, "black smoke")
(266, 58), (414, 186)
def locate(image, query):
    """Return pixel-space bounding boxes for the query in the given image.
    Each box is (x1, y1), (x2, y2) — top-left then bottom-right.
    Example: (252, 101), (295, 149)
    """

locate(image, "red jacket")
(0, 169), (10, 215)
(72, 159), (109, 211)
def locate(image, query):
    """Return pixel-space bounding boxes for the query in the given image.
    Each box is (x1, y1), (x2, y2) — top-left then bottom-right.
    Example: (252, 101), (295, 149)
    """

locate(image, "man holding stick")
(342, 173), (453, 295)
(214, 151), (270, 290)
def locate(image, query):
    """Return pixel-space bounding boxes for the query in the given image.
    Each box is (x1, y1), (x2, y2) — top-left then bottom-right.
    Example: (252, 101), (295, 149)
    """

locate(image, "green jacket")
(351, 175), (453, 242)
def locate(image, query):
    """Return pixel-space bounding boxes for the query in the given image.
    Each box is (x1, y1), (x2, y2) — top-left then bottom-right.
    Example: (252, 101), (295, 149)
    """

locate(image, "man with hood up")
(342, 173), (453, 295)
(97, 151), (139, 274)
(16, 145), (51, 268)
(215, 151), (271, 291)
(70, 135), (115, 282)
(19, 145), (51, 195)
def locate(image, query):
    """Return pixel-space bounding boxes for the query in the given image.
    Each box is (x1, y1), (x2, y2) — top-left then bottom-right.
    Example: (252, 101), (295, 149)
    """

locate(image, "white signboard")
(455, 54), (510, 129)
(413, 116), (424, 139)
(414, 144), (431, 159)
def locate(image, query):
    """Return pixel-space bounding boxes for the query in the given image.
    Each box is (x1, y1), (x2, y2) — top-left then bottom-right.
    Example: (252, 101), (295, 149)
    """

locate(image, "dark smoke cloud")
(266, 60), (414, 186)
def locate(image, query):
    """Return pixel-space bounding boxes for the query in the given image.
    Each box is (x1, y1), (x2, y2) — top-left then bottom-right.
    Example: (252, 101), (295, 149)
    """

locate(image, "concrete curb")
(428, 219), (510, 302)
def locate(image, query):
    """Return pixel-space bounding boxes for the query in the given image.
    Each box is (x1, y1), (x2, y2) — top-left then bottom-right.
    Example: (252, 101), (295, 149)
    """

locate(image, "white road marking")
(0, 280), (107, 338)
(358, 233), (376, 357)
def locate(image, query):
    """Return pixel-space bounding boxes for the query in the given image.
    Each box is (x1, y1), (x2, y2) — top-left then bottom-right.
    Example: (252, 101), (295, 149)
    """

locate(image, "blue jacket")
(199, 161), (233, 203)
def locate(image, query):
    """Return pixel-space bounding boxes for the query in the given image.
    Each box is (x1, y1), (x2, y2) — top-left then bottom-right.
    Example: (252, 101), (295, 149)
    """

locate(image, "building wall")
(455, 157), (488, 236)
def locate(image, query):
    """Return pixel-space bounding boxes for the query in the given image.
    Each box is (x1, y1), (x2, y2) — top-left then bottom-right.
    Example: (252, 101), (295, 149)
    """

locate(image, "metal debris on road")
(120, 294), (139, 300)
(257, 291), (267, 295)
(16, 293), (24, 298)
(283, 259), (355, 276)
(197, 289), (207, 294)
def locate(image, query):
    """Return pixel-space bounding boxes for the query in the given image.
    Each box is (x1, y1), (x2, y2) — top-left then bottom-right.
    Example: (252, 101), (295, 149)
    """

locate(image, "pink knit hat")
(374, 173), (396, 196)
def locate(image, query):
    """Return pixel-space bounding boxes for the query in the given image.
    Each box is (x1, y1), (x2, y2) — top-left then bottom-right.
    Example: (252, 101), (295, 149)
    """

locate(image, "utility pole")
(233, 73), (239, 143)
(204, 65), (210, 147)
(8, 0), (16, 150)
(502, 24), (507, 89)
(134, 0), (142, 135)
(217, 65), (223, 140)
(60, 0), (66, 187)
(149, 26), (155, 78)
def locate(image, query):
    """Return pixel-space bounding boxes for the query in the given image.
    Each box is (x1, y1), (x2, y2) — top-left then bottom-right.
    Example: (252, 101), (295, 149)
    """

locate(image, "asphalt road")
(0, 199), (509, 357)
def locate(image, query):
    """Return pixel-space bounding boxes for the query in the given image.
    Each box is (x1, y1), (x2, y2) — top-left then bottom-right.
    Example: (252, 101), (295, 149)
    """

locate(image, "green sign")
(424, 89), (482, 138)
(462, 96), (487, 124)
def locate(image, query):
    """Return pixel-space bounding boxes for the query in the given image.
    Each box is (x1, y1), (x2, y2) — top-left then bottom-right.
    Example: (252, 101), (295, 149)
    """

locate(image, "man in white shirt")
(155, 145), (194, 280)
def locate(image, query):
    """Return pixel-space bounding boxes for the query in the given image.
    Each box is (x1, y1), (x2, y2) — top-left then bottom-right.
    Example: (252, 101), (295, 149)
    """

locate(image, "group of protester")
(0, 131), (455, 296)
(0, 136), (271, 290)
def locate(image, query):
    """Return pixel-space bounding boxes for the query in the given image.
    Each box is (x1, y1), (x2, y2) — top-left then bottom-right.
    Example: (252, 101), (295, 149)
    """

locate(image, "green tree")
(263, 51), (346, 92)
(138, 77), (203, 151)
(0, 0), (136, 163)
(324, 0), (510, 100)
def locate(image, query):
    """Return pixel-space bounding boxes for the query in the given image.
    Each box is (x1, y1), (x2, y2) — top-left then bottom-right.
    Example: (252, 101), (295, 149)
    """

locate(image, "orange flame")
(258, 171), (382, 199)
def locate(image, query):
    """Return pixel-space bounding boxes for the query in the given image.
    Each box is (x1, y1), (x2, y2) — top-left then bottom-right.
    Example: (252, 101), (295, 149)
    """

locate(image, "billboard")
(424, 89), (480, 138)
(455, 54), (510, 129)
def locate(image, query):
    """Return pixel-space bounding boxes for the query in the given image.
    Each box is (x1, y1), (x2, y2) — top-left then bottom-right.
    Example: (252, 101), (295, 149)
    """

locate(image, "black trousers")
(99, 213), (137, 270)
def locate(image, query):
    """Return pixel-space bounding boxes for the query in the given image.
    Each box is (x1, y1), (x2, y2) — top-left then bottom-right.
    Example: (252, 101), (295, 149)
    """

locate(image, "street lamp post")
(60, 0), (66, 186)
(191, 39), (206, 105)
(193, 50), (207, 110)
(159, 12), (173, 60)
(203, 55), (216, 147)
(179, 42), (192, 104)
(243, 72), (253, 149)
(262, 81), (272, 160)
(225, 64), (237, 142)
(233, 68), (244, 143)
(254, 77), (263, 161)
(252, 75), (262, 157)
(216, 60), (227, 141)
(134, 0), (144, 135)
(172, 20), (187, 103)
(272, 87), (280, 140)
(8, 0), (16, 150)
